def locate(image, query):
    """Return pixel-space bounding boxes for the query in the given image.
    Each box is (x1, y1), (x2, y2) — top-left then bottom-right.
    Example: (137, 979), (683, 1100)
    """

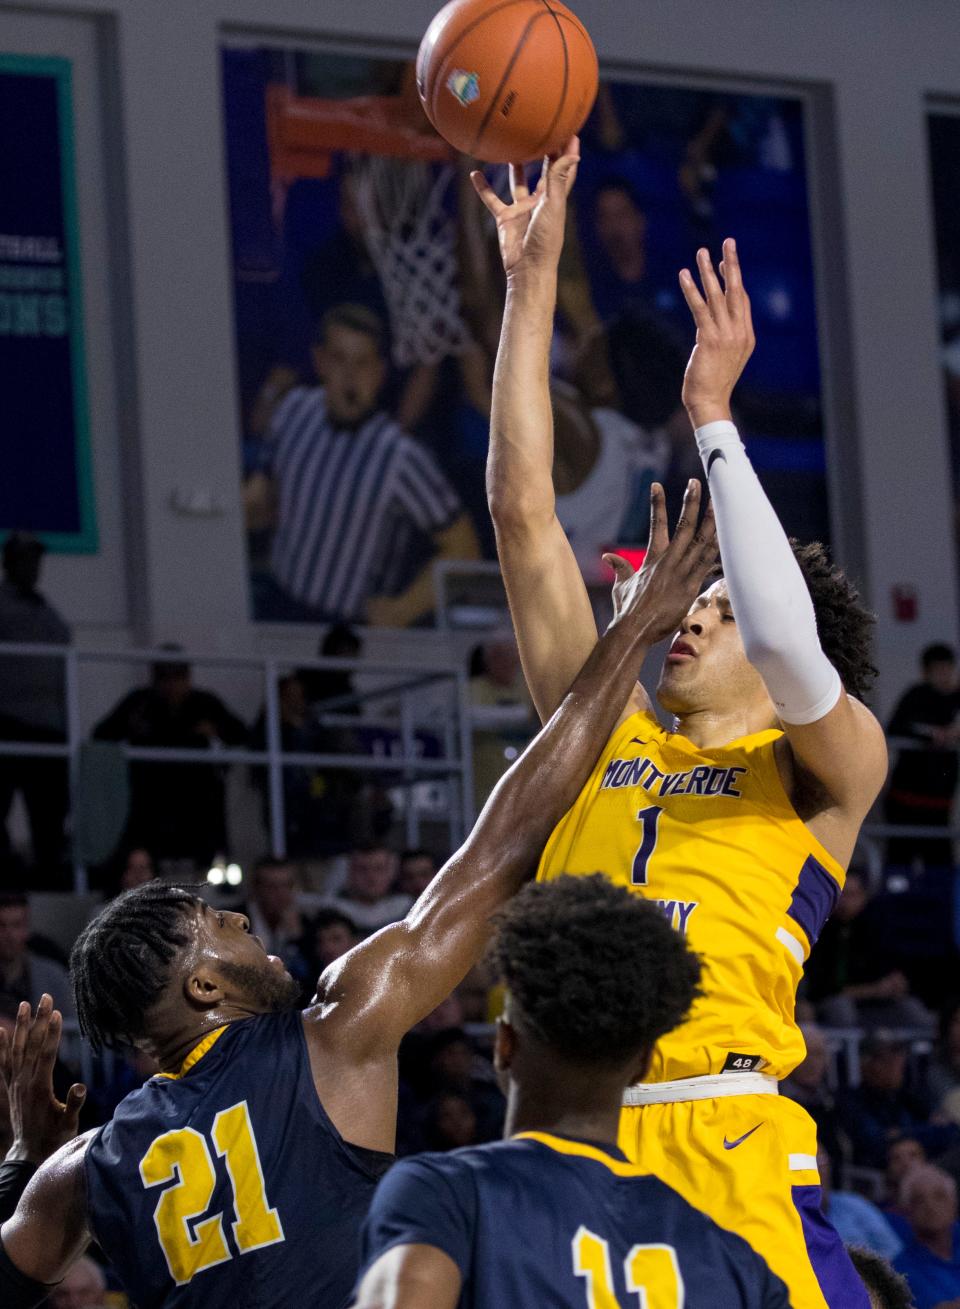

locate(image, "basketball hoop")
(350, 154), (470, 369)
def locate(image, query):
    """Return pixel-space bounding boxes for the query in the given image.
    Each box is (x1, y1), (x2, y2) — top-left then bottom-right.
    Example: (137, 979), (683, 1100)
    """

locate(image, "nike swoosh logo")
(723, 1124), (762, 1150)
(630, 738), (649, 745)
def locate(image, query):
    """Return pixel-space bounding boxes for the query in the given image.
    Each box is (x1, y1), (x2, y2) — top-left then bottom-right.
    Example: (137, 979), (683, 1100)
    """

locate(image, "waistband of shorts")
(622, 1072), (779, 1105)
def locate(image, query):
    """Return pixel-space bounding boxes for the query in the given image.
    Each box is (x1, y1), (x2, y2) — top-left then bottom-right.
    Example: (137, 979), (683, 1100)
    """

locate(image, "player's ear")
(629, 1044), (653, 1086)
(184, 968), (226, 1010)
(493, 1015), (517, 1073)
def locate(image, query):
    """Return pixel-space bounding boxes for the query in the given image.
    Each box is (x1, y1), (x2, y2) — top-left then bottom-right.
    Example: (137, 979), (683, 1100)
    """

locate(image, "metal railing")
(0, 642), (475, 892)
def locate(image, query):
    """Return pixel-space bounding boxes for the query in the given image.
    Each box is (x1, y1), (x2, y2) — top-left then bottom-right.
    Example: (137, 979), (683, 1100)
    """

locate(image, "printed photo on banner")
(223, 48), (827, 626)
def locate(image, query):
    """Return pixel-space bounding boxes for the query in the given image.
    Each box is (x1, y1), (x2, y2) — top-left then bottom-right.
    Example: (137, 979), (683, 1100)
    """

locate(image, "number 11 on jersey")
(631, 806), (663, 886)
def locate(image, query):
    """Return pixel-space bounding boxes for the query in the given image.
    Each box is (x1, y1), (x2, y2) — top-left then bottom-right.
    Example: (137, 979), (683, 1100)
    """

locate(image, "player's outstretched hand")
(679, 238), (756, 429)
(470, 136), (579, 279)
(604, 479), (719, 646)
(0, 995), (86, 1164)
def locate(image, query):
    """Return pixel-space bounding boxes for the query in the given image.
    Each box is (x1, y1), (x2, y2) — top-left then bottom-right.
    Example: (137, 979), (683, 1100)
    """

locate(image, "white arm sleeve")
(696, 420), (842, 725)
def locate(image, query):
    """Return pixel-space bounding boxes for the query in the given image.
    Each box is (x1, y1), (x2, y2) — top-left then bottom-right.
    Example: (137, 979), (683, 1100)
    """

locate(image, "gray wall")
(3, 0), (959, 716)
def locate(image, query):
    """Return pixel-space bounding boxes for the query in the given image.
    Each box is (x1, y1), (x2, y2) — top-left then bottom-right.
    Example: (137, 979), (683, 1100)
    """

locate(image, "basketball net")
(350, 154), (470, 368)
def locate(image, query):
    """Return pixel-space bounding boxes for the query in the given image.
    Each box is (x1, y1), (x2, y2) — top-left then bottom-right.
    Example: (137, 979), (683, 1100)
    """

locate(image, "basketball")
(416, 0), (599, 163)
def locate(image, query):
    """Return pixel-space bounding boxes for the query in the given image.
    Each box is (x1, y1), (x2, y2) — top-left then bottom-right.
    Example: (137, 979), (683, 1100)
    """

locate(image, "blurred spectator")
(94, 651), (248, 865)
(0, 892), (75, 1022)
(893, 1165), (960, 1308)
(419, 1026), (504, 1143)
(422, 1092), (479, 1152)
(886, 643), (960, 870)
(244, 303), (479, 626)
(397, 849), (438, 900)
(586, 179), (670, 323)
(781, 1023), (846, 1173)
(250, 672), (326, 857)
(48, 1254), (108, 1308)
(838, 1036), (946, 1170)
(805, 870), (935, 1032)
(413, 992), (465, 1035)
(818, 1146), (903, 1262)
(931, 1002), (960, 1113)
(299, 622), (362, 711)
(311, 908), (359, 973)
(117, 847), (156, 893)
(0, 531), (70, 885)
(469, 634), (536, 808)
(235, 858), (309, 986)
(329, 844), (412, 933)
(455, 964), (494, 1024)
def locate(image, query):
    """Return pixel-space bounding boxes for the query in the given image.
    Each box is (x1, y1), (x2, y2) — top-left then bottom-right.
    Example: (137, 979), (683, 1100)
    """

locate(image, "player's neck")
(504, 1080), (623, 1149)
(674, 703), (775, 750)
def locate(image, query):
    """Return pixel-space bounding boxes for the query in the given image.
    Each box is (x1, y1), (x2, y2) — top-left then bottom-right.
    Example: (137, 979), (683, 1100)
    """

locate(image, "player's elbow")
(487, 484), (556, 538)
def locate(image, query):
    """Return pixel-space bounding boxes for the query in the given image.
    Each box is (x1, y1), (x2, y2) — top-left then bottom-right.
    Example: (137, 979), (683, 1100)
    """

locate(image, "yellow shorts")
(618, 1093), (870, 1309)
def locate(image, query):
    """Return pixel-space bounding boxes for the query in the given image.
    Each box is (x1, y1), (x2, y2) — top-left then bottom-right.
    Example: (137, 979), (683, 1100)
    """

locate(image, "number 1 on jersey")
(573, 1227), (683, 1307)
(631, 806), (663, 885)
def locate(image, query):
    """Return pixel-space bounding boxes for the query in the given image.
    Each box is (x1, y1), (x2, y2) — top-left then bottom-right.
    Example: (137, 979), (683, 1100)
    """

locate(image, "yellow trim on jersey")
(513, 1132), (647, 1178)
(153, 1026), (228, 1081)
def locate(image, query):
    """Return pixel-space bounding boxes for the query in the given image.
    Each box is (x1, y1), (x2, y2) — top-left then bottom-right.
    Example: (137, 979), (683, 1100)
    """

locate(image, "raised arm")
(678, 240), (887, 832)
(308, 492), (716, 1064)
(473, 141), (640, 723)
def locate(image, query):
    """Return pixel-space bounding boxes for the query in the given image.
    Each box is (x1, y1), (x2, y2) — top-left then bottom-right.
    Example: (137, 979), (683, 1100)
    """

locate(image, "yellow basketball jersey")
(537, 709), (845, 1083)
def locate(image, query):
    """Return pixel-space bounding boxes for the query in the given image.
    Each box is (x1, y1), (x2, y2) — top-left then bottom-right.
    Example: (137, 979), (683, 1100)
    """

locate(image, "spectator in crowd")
(422, 1092), (480, 1152)
(469, 634), (536, 808)
(838, 1035), (948, 1170)
(0, 532), (70, 885)
(117, 847), (156, 893)
(235, 857), (309, 985)
(47, 1254), (108, 1309)
(893, 1165), (960, 1308)
(846, 1246), (915, 1309)
(930, 1002), (960, 1113)
(804, 870), (935, 1032)
(244, 303), (480, 626)
(299, 622), (362, 711)
(455, 963), (494, 1024)
(397, 849), (439, 900)
(250, 671), (327, 857)
(93, 651), (248, 865)
(886, 643), (960, 870)
(311, 908), (359, 973)
(329, 844), (413, 933)
(0, 893), (74, 1022)
(781, 1023), (846, 1173)
(586, 178), (670, 323)
(818, 1146), (904, 1262)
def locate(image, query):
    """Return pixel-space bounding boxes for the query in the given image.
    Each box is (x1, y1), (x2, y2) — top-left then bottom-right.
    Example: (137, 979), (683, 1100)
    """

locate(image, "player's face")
(189, 903), (301, 1013)
(313, 324), (386, 426)
(656, 580), (771, 719)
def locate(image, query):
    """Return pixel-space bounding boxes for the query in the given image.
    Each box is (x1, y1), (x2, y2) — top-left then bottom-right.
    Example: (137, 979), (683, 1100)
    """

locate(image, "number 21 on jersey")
(139, 1099), (284, 1286)
(573, 1226), (684, 1308)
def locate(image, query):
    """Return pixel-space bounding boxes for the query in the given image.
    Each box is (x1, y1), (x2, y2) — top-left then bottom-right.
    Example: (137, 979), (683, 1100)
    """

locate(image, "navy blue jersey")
(86, 1010), (391, 1309)
(358, 1132), (790, 1308)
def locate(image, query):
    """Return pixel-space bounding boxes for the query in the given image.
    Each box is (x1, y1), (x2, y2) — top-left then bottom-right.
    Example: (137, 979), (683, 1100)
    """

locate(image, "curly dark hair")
(790, 540), (878, 702)
(70, 883), (203, 1051)
(489, 875), (702, 1067)
(845, 1246), (914, 1309)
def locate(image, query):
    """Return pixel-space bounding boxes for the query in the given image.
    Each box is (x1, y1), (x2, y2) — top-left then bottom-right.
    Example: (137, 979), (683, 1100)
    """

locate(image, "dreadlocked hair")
(790, 540), (878, 703)
(490, 875), (702, 1067)
(70, 883), (203, 1051)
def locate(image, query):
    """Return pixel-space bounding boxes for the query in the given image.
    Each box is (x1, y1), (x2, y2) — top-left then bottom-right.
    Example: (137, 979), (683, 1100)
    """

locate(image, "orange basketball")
(416, 0), (599, 163)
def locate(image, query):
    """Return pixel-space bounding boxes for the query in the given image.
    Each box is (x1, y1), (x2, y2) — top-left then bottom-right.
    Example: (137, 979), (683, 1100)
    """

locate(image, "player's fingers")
(646, 482), (669, 556)
(669, 480), (702, 553)
(469, 170), (506, 217)
(34, 1008), (62, 1082)
(0, 1026), (10, 1084)
(696, 247), (726, 318)
(23, 994), (53, 1073)
(678, 268), (711, 329)
(509, 163), (530, 203)
(64, 1083), (87, 1126)
(10, 999), (30, 1073)
(602, 553), (635, 585)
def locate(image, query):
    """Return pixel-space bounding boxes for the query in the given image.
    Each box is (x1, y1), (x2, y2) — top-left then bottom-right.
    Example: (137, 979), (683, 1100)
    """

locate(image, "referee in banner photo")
(246, 303), (479, 627)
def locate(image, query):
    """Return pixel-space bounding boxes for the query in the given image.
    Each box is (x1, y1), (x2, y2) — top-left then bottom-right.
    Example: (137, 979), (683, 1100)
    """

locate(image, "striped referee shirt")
(269, 387), (462, 620)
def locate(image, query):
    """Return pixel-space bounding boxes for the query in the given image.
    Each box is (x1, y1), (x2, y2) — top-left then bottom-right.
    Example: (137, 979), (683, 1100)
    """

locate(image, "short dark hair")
(845, 1246), (914, 1309)
(316, 303), (385, 355)
(0, 891), (28, 913)
(922, 642), (955, 669)
(320, 623), (362, 658)
(489, 875), (702, 1066)
(313, 908), (358, 937)
(252, 855), (294, 880)
(791, 541), (877, 702)
(70, 883), (204, 1051)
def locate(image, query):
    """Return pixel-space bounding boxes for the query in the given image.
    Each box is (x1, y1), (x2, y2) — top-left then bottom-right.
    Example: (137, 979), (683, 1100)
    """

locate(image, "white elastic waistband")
(622, 1072), (778, 1106)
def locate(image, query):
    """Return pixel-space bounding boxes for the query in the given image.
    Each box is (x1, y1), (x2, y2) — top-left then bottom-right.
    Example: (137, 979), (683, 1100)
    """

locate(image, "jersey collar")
(153, 1025), (228, 1080)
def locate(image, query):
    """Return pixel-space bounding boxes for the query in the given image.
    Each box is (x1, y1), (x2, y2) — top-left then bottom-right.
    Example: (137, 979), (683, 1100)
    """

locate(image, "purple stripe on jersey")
(792, 1185), (871, 1308)
(787, 854), (840, 946)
